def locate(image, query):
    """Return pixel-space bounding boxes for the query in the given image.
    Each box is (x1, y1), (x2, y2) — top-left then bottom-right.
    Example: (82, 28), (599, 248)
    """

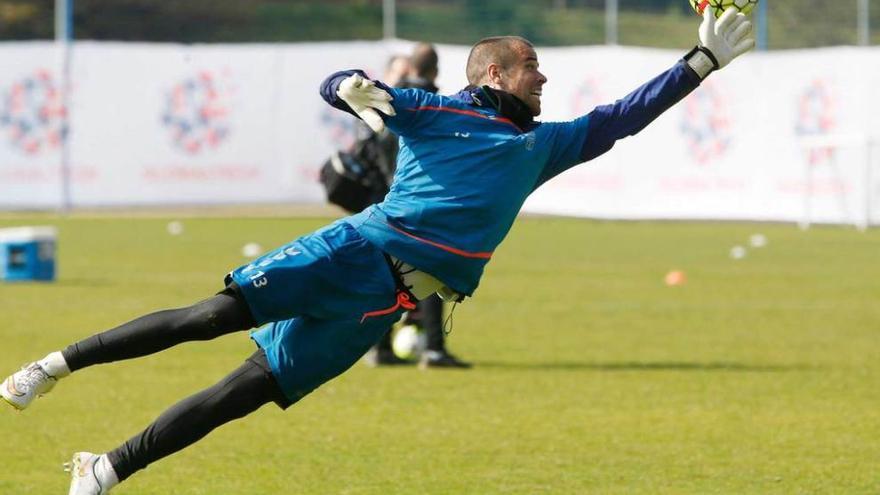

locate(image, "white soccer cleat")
(0, 362), (57, 411)
(64, 452), (112, 495)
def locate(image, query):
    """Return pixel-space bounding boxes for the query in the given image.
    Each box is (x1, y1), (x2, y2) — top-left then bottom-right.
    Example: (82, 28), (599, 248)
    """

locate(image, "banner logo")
(0, 69), (67, 155)
(570, 78), (603, 118)
(680, 82), (731, 165)
(795, 79), (836, 166)
(320, 107), (359, 151)
(161, 70), (233, 154)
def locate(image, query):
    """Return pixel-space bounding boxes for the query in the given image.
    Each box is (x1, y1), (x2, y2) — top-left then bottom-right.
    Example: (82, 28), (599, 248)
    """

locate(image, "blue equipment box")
(0, 226), (58, 282)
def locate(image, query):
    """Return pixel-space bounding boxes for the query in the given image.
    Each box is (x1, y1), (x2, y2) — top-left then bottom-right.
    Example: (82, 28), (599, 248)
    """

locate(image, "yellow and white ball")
(392, 324), (427, 361)
(690, 0), (758, 17)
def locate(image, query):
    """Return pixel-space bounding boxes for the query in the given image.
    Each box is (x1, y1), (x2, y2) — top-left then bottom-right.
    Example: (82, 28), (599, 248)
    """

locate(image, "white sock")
(95, 454), (120, 491)
(38, 351), (71, 378)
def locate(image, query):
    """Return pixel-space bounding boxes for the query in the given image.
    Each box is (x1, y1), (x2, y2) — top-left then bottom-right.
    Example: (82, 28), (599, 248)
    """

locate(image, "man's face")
(497, 44), (547, 116)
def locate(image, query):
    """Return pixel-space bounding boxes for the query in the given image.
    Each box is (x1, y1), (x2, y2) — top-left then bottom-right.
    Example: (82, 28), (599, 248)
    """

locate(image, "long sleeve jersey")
(320, 60), (701, 297)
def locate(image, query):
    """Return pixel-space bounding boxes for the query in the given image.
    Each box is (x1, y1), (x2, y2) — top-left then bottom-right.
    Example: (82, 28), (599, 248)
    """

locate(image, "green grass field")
(1, 215), (878, 494)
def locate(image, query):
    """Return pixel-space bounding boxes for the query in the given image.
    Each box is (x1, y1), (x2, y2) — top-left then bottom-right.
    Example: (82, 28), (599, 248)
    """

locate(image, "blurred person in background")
(384, 53), (411, 87)
(1, 9), (752, 494)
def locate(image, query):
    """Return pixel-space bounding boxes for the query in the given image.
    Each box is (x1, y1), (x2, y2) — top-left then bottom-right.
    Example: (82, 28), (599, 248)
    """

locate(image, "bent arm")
(320, 70), (425, 134)
(319, 69), (393, 120)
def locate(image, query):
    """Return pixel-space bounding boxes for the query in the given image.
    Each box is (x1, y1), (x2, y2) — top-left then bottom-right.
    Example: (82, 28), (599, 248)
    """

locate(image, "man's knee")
(202, 354), (285, 419)
(176, 294), (247, 340)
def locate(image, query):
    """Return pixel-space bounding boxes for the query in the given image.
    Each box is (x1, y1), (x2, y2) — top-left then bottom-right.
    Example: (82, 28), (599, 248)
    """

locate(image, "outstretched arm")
(578, 59), (701, 163)
(581, 8), (754, 161)
(538, 8), (755, 185)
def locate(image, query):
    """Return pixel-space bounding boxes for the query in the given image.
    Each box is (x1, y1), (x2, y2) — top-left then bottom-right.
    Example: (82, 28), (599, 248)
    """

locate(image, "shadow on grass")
(475, 361), (816, 372)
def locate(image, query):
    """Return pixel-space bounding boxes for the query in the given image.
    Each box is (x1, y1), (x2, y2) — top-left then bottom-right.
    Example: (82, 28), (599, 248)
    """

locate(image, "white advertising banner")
(525, 46), (879, 227)
(70, 42), (287, 206)
(0, 41), (876, 226)
(0, 43), (67, 209)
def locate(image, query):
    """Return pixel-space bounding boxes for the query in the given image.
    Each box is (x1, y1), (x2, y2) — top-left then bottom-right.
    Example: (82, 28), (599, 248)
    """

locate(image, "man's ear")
(486, 63), (503, 88)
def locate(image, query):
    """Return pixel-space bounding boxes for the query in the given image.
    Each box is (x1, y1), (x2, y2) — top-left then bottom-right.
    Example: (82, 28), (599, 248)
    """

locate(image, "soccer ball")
(241, 242), (263, 258)
(391, 324), (427, 360)
(690, 0), (758, 17)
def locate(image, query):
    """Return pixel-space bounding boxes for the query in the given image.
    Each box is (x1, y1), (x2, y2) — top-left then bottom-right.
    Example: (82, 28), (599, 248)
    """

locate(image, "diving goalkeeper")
(1, 10), (753, 494)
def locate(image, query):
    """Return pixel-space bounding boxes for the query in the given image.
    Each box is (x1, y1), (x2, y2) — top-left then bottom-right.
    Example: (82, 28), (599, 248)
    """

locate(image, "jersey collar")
(452, 86), (536, 131)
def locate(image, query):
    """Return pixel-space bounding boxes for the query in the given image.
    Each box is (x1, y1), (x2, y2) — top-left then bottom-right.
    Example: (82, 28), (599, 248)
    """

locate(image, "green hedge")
(0, 0), (873, 49)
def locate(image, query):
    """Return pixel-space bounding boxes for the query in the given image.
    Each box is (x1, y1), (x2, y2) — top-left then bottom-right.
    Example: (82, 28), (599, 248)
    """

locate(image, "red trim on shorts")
(361, 291), (417, 323)
(385, 222), (494, 260)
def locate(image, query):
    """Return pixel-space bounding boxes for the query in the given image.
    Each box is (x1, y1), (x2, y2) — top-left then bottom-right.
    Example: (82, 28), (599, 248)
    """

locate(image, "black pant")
(61, 288), (254, 371)
(61, 287), (287, 482)
(107, 349), (287, 481)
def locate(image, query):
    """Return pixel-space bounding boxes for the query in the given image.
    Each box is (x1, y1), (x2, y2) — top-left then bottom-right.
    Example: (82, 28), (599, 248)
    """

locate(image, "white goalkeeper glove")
(686, 8), (756, 79)
(336, 73), (396, 133)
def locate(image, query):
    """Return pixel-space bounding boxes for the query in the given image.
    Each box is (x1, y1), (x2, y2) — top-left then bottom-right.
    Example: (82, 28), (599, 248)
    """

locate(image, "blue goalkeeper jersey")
(321, 60), (701, 296)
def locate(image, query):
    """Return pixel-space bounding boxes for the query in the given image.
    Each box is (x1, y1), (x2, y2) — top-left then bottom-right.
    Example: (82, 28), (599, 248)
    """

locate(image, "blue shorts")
(227, 221), (406, 404)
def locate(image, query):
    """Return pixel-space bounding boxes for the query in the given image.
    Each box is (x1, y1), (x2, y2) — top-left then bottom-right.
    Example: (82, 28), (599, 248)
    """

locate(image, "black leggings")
(107, 350), (287, 481)
(60, 287), (287, 481)
(409, 293), (445, 351)
(61, 288), (255, 371)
